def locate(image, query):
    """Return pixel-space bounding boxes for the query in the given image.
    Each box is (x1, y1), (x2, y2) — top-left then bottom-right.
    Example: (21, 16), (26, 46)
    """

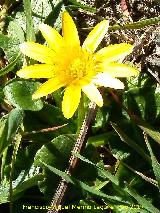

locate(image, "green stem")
(82, 16), (160, 32)
(1, 147), (8, 181)
(23, 0), (35, 41)
(108, 16), (160, 31)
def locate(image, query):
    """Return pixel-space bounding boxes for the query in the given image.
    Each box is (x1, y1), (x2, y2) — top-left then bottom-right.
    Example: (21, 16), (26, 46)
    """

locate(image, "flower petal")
(39, 23), (64, 51)
(82, 20), (109, 52)
(62, 11), (80, 48)
(17, 64), (55, 79)
(32, 77), (64, 99)
(20, 42), (55, 64)
(100, 62), (139, 77)
(82, 83), (103, 107)
(62, 84), (81, 119)
(95, 43), (133, 63)
(93, 73), (124, 89)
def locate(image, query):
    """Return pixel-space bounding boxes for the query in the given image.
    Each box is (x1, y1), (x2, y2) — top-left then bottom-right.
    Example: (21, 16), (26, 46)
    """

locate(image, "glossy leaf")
(4, 80), (43, 111)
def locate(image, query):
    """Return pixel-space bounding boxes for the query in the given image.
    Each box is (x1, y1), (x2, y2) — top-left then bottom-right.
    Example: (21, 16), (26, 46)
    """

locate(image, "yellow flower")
(17, 11), (139, 119)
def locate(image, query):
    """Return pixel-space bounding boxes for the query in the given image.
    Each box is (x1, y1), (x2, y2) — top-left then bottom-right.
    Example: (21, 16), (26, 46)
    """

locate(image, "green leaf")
(4, 79), (43, 111)
(13, 174), (44, 196)
(40, 160), (130, 204)
(0, 108), (24, 156)
(144, 136), (160, 190)
(0, 34), (20, 62)
(73, 152), (119, 185)
(44, 1), (64, 27)
(34, 135), (76, 168)
(34, 134), (76, 198)
(124, 185), (159, 213)
(0, 34), (11, 49)
(41, 161), (74, 183)
(7, 108), (24, 141)
(79, 200), (109, 213)
(23, 103), (69, 145)
(68, 0), (96, 13)
(87, 132), (113, 147)
(111, 123), (150, 163)
(0, 53), (21, 77)
(0, 86), (4, 103)
(0, 116), (8, 156)
(139, 123), (160, 145)
(0, 171), (43, 204)
(113, 204), (148, 213)
(7, 20), (25, 43)
(0, 178), (10, 203)
(13, 141), (44, 182)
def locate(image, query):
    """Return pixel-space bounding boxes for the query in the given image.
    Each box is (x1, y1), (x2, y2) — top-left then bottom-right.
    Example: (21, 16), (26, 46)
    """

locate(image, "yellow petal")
(95, 43), (133, 63)
(62, 11), (80, 47)
(39, 23), (64, 51)
(32, 77), (64, 99)
(62, 84), (81, 119)
(20, 42), (55, 64)
(101, 62), (139, 77)
(82, 20), (109, 52)
(92, 73), (124, 89)
(17, 64), (55, 79)
(82, 83), (103, 107)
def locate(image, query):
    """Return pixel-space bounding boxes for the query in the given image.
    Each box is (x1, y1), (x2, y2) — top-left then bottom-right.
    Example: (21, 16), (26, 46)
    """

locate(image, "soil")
(76, 0), (160, 83)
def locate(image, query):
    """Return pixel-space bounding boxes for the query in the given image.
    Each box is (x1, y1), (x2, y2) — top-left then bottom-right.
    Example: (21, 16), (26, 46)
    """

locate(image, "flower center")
(68, 57), (87, 79)
(59, 49), (97, 85)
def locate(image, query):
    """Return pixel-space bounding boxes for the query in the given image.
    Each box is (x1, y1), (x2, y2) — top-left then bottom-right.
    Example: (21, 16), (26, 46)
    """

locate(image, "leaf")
(113, 204), (148, 213)
(143, 87), (157, 124)
(0, 34), (11, 50)
(144, 135), (160, 190)
(13, 174), (44, 196)
(0, 108), (24, 156)
(23, 103), (69, 146)
(41, 161), (74, 183)
(0, 116), (8, 156)
(0, 34), (20, 62)
(124, 78), (160, 145)
(4, 79), (43, 111)
(68, 0), (96, 13)
(0, 86), (4, 103)
(73, 152), (119, 185)
(0, 171), (43, 204)
(87, 132), (113, 147)
(44, 1), (64, 27)
(7, 108), (24, 141)
(124, 185), (159, 213)
(139, 123), (160, 145)
(34, 134), (76, 198)
(40, 160), (130, 204)
(0, 53), (22, 77)
(111, 123), (150, 163)
(0, 178), (10, 203)
(34, 135), (76, 168)
(79, 200), (108, 213)
(42, 160), (158, 212)
(13, 142), (44, 182)
(122, 162), (158, 188)
(7, 20), (25, 43)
